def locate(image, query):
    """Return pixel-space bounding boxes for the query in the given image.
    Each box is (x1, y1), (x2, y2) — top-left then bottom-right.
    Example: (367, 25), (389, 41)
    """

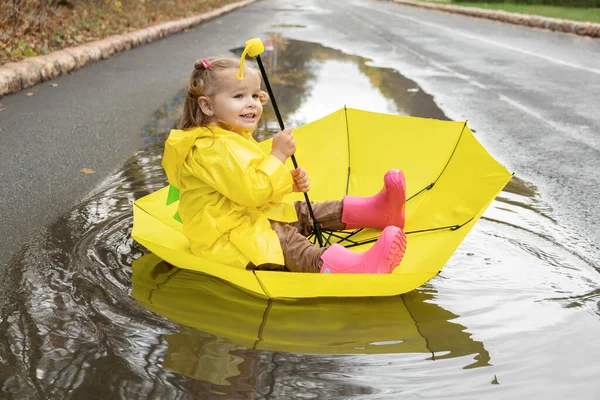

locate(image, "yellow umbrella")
(132, 253), (490, 365)
(132, 107), (511, 298)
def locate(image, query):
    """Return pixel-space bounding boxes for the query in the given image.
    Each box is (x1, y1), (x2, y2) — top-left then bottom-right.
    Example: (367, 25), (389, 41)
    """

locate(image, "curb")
(0, 0), (260, 97)
(388, 0), (600, 38)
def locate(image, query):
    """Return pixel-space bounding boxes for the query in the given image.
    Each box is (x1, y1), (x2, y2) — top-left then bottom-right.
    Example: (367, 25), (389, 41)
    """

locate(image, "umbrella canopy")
(132, 108), (511, 298)
(132, 253), (490, 365)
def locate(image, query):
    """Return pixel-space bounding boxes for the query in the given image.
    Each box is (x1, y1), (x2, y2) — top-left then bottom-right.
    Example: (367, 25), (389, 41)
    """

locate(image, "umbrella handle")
(239, 38), (325, 247)
(255, 55), (325, 247)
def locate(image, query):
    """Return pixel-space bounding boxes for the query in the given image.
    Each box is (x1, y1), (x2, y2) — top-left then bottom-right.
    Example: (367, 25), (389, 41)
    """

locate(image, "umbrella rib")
(252, 270), (273, 298)
(407, 122), (468, 203)
(432, 121), (467, 187)
(406, 225), (461, 234)
(253, 297), (273, 350)
(407, 183), (434, 202)
(325, 230), (335, 246)
(400, 294), (436, 359)
(324, 229), (365, 245)
(337, 218), (474, 248)
(344, 106), (351, 196)
(334, 228), (364, 242)
(328, 231), (361, 244)
(308, 232), (333, 246)
(308, 221), (469, 248)
(344, 238), (378, 248)
(308, 229), (363, 246)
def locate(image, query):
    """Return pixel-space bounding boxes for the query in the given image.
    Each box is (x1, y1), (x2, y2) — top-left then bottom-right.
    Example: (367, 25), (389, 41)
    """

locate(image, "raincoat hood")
(162, 127), (206, 190)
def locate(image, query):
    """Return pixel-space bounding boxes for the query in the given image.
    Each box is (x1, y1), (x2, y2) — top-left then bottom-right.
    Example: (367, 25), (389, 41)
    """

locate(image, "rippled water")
(1, 37), (599, 399)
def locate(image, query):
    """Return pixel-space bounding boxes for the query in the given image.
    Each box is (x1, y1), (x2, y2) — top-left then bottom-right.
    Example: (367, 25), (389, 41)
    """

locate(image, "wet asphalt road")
(0, 0), (599, 291)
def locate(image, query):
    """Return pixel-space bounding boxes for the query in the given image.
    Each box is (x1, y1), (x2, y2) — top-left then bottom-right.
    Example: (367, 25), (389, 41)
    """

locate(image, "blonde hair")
(179, 56), (269, 130)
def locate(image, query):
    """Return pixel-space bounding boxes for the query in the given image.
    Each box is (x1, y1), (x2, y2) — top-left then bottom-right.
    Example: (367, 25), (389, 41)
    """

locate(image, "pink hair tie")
(201, 58), (211, 69)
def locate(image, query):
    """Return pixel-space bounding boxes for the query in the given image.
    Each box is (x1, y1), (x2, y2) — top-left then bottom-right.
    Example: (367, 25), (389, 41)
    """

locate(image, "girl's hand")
(270, 128), (295, 164)
(291, 167), (310, 192)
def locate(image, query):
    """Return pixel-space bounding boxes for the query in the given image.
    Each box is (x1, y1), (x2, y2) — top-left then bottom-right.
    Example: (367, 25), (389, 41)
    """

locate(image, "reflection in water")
(235, 35), (448, 139)
(132, 254), (490, 386)
(1, 36), (598, 399)
(286, 60), (399, 123)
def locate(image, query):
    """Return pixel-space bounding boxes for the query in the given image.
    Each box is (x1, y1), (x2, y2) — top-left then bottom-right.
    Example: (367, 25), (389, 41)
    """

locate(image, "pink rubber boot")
(342, 170), (406, 230)
(320, 226), (407, 274)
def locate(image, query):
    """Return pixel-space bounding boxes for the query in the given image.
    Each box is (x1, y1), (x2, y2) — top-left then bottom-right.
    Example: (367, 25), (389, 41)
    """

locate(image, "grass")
(412, 0), (600, 23)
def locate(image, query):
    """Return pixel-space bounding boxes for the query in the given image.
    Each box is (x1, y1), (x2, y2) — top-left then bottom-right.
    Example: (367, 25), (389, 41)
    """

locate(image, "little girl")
(161, 56), (407, 274)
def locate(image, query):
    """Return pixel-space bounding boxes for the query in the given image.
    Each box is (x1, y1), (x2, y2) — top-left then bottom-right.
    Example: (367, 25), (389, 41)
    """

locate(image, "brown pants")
(248, 201), (345, 273)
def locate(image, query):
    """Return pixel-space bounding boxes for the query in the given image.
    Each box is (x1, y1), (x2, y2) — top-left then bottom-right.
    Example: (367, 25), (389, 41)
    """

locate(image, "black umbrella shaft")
(255, 55), (324, 247)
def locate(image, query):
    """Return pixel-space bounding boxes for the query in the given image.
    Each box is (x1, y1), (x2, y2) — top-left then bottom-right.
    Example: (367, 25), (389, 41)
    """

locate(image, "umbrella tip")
(245, 37), (265, 57)
(237, 38), (265, 80)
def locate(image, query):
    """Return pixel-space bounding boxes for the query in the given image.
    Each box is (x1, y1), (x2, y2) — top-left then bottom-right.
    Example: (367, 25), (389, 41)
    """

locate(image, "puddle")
(1, 36), (599, 399)
(132, 254), (490, 363)
(262, 37), (446, 127)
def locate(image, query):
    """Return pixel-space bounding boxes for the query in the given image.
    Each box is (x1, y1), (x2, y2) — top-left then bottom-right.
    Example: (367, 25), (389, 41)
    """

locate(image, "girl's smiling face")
(203, 68), (264, 134)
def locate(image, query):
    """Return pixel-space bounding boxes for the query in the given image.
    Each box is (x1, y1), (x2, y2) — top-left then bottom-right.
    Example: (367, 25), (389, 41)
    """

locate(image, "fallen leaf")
(26, 92), (34, 96)
(80, 168), (96, 174)
(49, 83), (58, 87)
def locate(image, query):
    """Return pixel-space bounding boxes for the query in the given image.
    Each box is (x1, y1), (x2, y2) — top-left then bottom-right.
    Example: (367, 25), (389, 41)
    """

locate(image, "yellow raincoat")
(161, 125), (297, 268)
